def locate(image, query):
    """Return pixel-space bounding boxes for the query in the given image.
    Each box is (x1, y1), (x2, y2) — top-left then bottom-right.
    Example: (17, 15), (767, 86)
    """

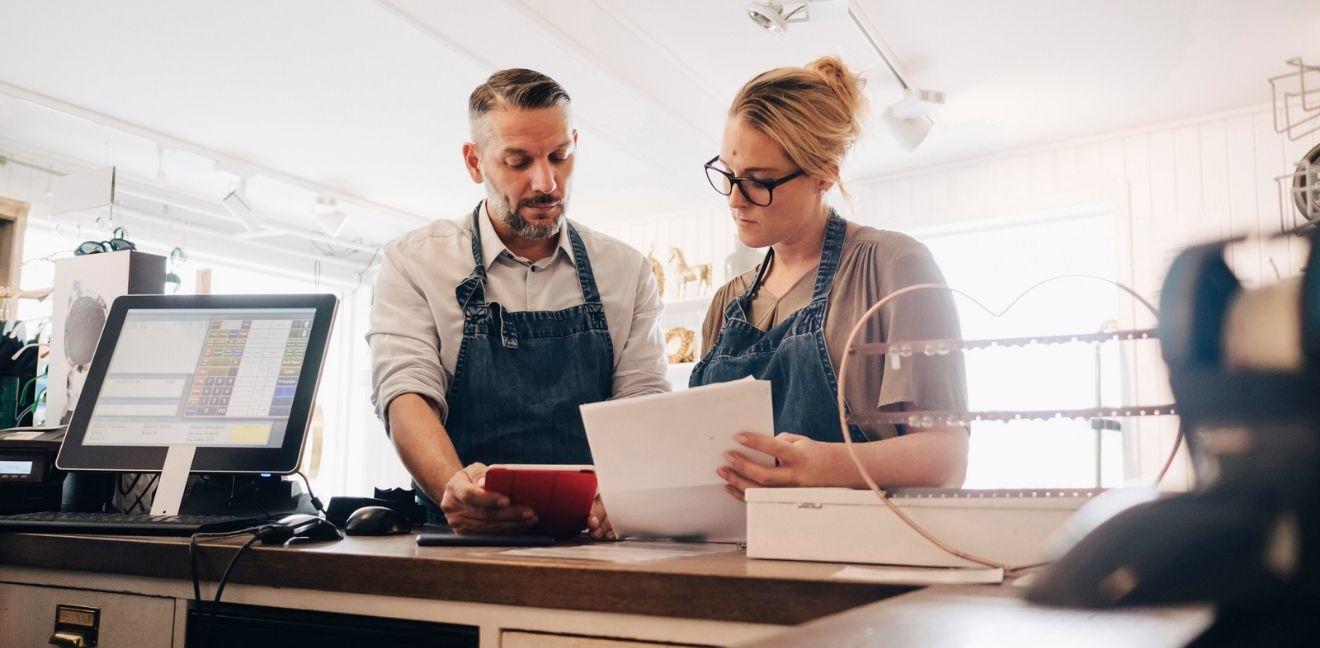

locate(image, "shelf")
(848, 405), (1179, 429)
(847, 328), (1159, 357)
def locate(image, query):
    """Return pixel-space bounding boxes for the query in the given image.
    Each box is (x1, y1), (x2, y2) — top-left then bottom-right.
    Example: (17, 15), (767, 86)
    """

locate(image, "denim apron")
(418, 205), (615, 522)
(689, 211), (866, 443)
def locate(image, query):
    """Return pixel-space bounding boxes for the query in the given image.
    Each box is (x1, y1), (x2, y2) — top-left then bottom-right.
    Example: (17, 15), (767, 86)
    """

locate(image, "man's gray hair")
(468, 68), (572, 144)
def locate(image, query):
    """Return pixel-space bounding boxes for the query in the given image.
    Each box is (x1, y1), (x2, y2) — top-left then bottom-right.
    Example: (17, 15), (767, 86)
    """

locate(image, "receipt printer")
(0, 427), (65, 515)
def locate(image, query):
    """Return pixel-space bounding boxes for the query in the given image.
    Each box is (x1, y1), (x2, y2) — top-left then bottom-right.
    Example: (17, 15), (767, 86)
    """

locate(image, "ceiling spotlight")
(313, 197), (348, 237)
(222, 182), (264, 232)
(746, 1), (846, 33)
(881, 107), (932, 152)
(746, 2), (800, 34)
(882, 88), (945, 151)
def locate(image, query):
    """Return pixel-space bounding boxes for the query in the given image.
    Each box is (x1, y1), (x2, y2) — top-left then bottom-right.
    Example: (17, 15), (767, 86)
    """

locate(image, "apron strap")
(807, 210), (848, 304)
(744, 249), (775, 302)
(455, 203), (490, 311)
(741, 209), (848, 307)
(566, 223), (604, 306)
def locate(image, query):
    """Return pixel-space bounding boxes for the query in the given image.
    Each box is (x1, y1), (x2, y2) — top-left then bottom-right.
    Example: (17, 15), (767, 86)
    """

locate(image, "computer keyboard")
(0, 511), (263, 536)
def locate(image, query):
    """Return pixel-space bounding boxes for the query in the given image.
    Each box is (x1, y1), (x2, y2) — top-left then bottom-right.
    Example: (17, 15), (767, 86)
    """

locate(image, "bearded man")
(368, 69), (667, 536)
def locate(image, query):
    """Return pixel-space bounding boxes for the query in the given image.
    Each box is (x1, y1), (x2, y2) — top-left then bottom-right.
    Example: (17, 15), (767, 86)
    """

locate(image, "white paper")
(580, 378), (775, 543)
(501, 541), (737, 564)
(833, 565), (1005, 585)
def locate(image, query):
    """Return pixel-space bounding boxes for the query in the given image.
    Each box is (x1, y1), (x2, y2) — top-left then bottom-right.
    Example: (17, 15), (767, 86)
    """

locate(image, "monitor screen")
(83, 308), (315, 448)
(0, 460), (33, 475)
(57, 293), (337, 475)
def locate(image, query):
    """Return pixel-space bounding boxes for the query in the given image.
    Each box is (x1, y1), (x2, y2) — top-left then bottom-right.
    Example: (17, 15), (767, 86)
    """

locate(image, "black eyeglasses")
(704, 155), (806, 207)
(74, 236), (136, 256)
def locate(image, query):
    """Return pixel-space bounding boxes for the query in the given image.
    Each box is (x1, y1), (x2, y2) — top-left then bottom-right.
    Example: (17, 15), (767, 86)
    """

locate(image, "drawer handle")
(49, 630), (89, 647)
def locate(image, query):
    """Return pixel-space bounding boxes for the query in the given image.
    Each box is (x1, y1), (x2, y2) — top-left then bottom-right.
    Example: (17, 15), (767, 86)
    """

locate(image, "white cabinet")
(0, 582), (175, 648)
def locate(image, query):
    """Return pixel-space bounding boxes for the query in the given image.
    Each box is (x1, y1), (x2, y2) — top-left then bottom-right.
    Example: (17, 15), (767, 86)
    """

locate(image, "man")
(368, 69), (668, 536)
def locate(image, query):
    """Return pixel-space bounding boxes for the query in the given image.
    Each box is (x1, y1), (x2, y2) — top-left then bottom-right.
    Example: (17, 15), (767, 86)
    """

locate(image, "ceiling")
(0, 0), (1317, 246)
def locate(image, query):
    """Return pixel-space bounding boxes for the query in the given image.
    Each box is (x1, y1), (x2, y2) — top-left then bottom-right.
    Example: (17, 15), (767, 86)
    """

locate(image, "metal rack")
(843, 327), (1176, 432)
(1270, 57), (1320, 141)
(848, 328), (1157, 366)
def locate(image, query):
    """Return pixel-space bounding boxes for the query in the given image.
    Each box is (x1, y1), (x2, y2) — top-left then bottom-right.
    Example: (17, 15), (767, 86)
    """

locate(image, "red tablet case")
(482, 465), (597, 540)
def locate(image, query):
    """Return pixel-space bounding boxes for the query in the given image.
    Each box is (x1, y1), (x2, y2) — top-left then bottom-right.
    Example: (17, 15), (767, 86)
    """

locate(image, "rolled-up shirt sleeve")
(609, 254), (670, 399)
(367, 242), (450, 429)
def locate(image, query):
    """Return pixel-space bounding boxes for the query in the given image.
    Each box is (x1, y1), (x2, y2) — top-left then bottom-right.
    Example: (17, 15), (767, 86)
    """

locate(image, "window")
(911, 206), (1132, 488)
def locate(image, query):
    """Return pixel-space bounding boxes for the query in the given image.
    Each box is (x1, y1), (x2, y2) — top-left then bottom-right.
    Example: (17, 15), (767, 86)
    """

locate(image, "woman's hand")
(716, 432), (846, 501)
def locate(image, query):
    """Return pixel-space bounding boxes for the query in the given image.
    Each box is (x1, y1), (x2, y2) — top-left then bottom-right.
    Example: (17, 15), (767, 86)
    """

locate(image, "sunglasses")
(74, 237), (136, 256)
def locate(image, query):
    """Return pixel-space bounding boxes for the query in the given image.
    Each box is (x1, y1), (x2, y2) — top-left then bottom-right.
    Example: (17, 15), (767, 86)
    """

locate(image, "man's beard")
(485, 182), (566, 241)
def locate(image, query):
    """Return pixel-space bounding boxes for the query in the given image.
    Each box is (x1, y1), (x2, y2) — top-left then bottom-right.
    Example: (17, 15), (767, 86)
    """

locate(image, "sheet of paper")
(580, 378), (775, 543)
(833, 565), (1006, 585)
(500, 541), (737, 564)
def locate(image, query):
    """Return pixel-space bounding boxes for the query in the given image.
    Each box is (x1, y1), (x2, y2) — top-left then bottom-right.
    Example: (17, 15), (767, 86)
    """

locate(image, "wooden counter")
(0, 531), (1214, 647)
(0, 530), (908, 625)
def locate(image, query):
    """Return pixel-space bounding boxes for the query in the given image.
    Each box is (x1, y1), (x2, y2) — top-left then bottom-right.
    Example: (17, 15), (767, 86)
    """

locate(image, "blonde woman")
(692, 57), (969, 499)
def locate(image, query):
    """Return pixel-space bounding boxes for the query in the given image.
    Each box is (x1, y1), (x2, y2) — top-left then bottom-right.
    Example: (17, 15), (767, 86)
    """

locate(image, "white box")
(746, 487), (1098, 568)
(48, 250), (165, 425)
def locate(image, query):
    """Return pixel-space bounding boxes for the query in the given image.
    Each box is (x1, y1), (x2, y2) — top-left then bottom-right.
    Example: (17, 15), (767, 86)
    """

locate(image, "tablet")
(482, 465), (597, 540)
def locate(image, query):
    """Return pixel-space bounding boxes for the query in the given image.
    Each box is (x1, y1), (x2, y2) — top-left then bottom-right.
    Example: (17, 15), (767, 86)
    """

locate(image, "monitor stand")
(151, 445), (195, 516)
(149, 446), (312, 518)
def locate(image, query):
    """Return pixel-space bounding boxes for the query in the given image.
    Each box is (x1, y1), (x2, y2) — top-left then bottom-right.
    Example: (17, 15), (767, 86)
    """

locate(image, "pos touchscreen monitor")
(56, 294), (337, 475)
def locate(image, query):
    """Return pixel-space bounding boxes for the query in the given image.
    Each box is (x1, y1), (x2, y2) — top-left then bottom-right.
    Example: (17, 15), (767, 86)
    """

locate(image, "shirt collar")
(478, 201), (574, 269)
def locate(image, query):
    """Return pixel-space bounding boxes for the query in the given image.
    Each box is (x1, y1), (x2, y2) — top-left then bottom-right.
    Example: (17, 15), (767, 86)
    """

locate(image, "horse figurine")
(668, 247), (711, 298)
(646, 245), (666, 298)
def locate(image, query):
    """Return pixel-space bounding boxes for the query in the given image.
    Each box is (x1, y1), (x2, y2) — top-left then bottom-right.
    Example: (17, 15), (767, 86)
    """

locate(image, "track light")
(746, 1), (845, 33)
(222, 182), (264, 232)
(313, 197), (348, 237)
(746, 2), (797, 33)
(882, 89), (944, 151)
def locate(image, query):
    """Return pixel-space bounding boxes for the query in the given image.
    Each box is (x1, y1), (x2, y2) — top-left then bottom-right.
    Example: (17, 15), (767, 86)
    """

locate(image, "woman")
(692, 56), (969, 500)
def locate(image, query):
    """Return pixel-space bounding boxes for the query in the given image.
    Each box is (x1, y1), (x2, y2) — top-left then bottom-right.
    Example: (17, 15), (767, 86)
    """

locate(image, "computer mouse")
(1027, 492), (1291, 608)
(345, 505), (413, 536)
(260, 513), (343, 545)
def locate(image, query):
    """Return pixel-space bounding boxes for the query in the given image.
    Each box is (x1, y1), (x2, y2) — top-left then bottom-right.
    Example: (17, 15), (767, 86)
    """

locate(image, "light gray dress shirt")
(368, 203), (670, 426)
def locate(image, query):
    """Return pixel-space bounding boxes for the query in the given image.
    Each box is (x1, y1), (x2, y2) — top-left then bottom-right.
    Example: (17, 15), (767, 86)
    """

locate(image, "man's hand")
(716, 432), (845, 501)
(440, 462), (538, 534)
(587, 494), (615, 540)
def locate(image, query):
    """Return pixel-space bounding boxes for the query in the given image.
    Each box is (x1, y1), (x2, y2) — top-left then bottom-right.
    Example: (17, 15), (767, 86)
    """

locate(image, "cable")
(188, 527), (262, 614)
(1155, 421), (1187, 486)
(835, 276), (1181, 576)
(212, 535), (260, 613)
(296, 470), (324, 513)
